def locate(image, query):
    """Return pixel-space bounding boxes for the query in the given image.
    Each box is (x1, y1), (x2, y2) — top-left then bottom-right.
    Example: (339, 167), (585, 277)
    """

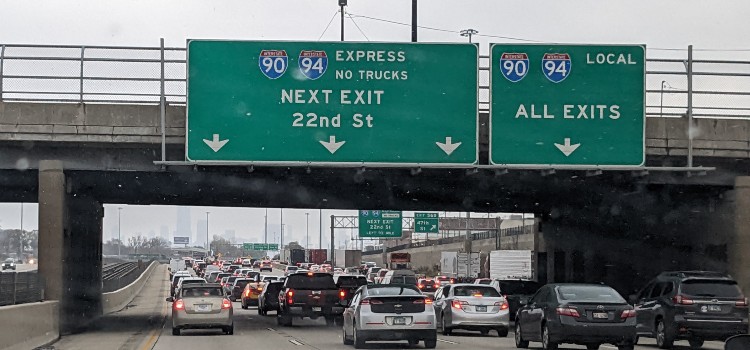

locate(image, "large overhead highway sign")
(187, 40), (478, 165)
(490, 44), (645, 166)
(358, 210), (403, 238)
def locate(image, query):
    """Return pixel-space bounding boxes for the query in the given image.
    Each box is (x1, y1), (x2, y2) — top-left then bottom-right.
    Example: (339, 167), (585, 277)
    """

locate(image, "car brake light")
(425, 298), (433, 305)
(556, 307), (580, 317)
(339, 290), (346, 300)
(434, 283), (439, 288)
(737, 298), (749, 307)
(222, 299), (232, 309)
(621, 309), (636, 318)
(450, 278), (455, 284)
(413, 299), (424, 304)
(245, 289), (250, 297)
(287, 290), (294, 304)
(452, 300), (467, 309)
(473, 294), (483, 297)
(494, 301), (509, 310)
(418, 284), (424, 289)
(173, 299), (185, 310)
(673, 295), (694, 305)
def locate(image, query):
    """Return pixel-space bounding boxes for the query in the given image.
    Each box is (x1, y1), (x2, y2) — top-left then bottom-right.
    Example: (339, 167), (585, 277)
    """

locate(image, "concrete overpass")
(1, 43), (750, 334)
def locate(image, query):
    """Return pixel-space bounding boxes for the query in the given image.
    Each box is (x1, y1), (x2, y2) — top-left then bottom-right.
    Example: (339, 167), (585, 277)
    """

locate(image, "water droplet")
(15, 158), (29, 171)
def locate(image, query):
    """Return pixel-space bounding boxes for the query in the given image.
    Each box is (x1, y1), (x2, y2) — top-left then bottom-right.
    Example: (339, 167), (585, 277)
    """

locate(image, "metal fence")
(0, 271), (43, 306)
(0, 42), (748, 120)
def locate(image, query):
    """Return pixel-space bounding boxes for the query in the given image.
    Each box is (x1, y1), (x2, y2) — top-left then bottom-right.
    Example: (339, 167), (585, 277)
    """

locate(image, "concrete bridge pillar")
(37, 160), (103, 333)
(729, 177), (750, 296)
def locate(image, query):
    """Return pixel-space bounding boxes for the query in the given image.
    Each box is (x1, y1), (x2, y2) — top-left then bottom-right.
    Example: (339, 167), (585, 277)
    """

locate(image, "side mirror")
(726, 334), (750, 350)
(165, 297), (174, 302)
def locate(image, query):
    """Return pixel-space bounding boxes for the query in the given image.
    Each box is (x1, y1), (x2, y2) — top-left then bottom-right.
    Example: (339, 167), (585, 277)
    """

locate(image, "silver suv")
(167, 283), (233, 336)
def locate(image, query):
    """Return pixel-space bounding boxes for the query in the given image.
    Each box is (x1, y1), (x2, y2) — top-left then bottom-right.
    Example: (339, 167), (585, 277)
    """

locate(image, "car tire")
(587, 344), (600, 350)
(257, 307), (263, 315)
(688, 338), (704, 349)
(497, 327), (509, 337)
(225, 324), (234, 335)
(655, 320), (674, 349)
(441, 314), (452, 335)
(542, 324), (558, 350)
(424, 339), (437, 349)
(353, 327), (366, 349)
(172, 327), (180, 336)
(241, 302), (248, 310)
(343, 327), (354, 345)
(515, 323), (529, 348)
(480, 329), (490, 336)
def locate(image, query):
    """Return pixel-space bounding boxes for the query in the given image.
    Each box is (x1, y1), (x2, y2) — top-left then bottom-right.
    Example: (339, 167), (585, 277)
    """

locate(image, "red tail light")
(737, 298), (749, 307)
(360, 298), (382, 305)
(494, 301), (509, 310)
(425, 298), (433, 305)
(673, 295), (694, 305)
(452, 300), (467, 309)
(450, 278), (455, 284)
(413, 299), (424, 304)
(173, 299), (185, 310)
(418, 284), (424, 289)
(621, 309), (636, 318)
(339, 289), (346, 300)
(221, 298), (232, 309)
(287, 290), (294, 304)
(433, 283), (440, 288)
(556, 307), (580, 318)
(244, 289), (250, 297)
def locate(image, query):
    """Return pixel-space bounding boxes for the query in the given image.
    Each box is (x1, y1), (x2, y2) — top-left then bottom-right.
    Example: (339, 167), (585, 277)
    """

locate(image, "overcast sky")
(0, 0), (748, 245)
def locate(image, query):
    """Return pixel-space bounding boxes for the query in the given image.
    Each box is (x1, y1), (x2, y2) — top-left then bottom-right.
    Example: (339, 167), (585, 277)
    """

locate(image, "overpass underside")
(2, 157), (750, 332)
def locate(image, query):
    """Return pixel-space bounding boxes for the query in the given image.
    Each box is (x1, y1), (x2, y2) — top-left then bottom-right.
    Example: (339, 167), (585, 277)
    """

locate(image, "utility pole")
(205, 211), (210, 254)
(264, 208), (268, 244)
(411, 0), (418, 42)
(319, 209), (323, 250)
(460, 29), (478, 43)
(118, 207), (123, 256)
(339, 0), (347, 41)
(280, 209), (284, 261)
(305, 213), (310, 251)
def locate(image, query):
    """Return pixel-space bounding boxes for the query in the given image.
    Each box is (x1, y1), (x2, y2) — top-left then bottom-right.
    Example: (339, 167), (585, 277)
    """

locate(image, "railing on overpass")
(0, 42), (748, 120)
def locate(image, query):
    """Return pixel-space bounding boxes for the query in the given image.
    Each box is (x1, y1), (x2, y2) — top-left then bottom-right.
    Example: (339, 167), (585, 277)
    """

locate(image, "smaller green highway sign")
(359, 210), (403, 238)
(243, 243), (279, 250)
(414, 212), (439, 234)
(490, 44), (645, 166)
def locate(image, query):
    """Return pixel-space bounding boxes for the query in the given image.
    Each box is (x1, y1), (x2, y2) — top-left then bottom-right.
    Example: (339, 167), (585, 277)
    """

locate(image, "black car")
(515, 283), (636, 350)
(228, 278), (251, 302)
(490, 279), (542, 320)
(334, 274), (368, 305)
(631, 271), (748, 349)
(417, 278), (439, 296)
(258, 281), (284, 315)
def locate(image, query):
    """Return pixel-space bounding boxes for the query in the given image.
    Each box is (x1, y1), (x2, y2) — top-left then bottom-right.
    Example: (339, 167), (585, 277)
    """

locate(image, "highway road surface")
(51, 264), (726, 350)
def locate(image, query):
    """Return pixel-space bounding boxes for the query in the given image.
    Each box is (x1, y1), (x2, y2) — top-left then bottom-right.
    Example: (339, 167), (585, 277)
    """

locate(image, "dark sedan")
(490, 279), (542, 320)
(515, 283), (636, 350)
(258, 281), (284, 315)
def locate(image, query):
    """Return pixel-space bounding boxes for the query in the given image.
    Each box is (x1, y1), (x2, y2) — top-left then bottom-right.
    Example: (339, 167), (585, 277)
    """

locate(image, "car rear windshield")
(454, 286), (501, 297)
(389, 276), (418, 285)
(182, 287), (223, 297)
(499, 281), (543, 295)
(286, 266), (298, 271)
(367, 286), (421, 296)
(437, 276), (450, 281)
(227, 276), (239, 283)
(285, 274), (337, 289)
(557, 285), (626, 303)
(337, 276), (368, 287)
(681, 280), (743, 298)
(234, 280), (250, 289)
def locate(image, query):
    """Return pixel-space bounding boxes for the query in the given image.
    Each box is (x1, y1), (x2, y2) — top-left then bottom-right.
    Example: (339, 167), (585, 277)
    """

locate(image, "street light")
(460, 29), (478, 43)
(305, 212), (310, 250)
(118, 207), (123, 256)
(660, 80), (678, 118)
(205, 211), (210, 253)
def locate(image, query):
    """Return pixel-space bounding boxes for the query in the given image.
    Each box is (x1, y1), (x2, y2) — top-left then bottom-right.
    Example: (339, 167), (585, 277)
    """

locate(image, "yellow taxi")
(240, 272), (262, 308)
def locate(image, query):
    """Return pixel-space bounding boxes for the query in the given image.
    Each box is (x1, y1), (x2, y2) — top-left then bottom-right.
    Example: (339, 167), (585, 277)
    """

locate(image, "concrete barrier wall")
(102, 261), (158, 314)
(0, 301), (59, 350)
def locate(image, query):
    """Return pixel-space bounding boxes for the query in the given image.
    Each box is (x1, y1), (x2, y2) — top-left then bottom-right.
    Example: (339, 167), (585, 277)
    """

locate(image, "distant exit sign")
(414, 212), (439, 234)
(358, 210), (403, 238)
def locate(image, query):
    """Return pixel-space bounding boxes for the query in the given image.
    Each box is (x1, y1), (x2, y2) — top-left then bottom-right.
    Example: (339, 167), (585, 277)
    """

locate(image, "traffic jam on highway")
(165, 249), (749, 350)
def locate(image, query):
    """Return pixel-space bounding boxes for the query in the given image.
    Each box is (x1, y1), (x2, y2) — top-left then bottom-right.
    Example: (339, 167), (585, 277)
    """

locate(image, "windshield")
(681, 280), (743, 298)
(557, 286), (627, 303)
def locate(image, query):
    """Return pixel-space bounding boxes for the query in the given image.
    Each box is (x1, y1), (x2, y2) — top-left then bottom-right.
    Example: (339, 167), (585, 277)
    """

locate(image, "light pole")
(118, 207), (123, 256)
(305, 212), (310, 250)
(319, 209), (323, 250)
(264, 208), (268, 245)
(280, 208), (284, 261)
(460, 29), (478, 43)
(205, 211), (210, 254)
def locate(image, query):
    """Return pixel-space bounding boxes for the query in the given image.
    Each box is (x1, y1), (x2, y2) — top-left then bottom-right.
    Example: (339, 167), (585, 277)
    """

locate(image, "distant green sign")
(268, 243), (279, 250)
(358, 210), (403, 238)
(186, 40), (478, 165)
(242, 243), (279, 250)
(415, 212), (439, 234)
(490, 44), (645, 166)
(242, 243), (254, 250)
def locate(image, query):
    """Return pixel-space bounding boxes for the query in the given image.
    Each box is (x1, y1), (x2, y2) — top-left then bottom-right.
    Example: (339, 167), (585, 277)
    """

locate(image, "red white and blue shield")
(258, 50), (288, 79)
(499, 53), (529, 82)
(542, 53), (571, 83)
(298, 50), (328, 80)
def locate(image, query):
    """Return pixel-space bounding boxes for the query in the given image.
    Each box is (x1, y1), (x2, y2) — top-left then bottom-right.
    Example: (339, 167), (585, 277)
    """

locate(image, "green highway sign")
(187, 40), (478, 165)
(359, 210), (403, 238)
(414, 212), (439, 234)
(254, 243), (268, 250)
(490, 44), (645, 166)
(242, 243), (253, 250)
(268, 243), (279, 250)
(242, 243), (278, 250)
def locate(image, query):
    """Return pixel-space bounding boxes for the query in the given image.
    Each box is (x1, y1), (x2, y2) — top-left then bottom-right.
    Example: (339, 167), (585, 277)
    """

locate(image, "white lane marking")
(289, 339), (305, 346)
(437, 339), (458, 344)
(267, 327), (276, 331)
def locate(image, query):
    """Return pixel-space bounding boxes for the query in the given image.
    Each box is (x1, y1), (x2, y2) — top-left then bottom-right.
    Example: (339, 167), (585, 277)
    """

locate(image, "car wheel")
(497, 327), (509, 337)
(441, 314), (452, 335)
(257, 307), (263, 315)
(480, 329), (490, 336)
(587, 344), (600, 350)
(542, 324), (558, 350)
(172, 327), (180, 336)
(225, 324), (234, 335)
(353, 323), (366, 349)
(424, 338), (437, 349)
(242, 302), (248, 310)
(688, 338), (704, 349)
(343, 327), (354, 345)
(515, 323), (529, 348)
(408, 339), (419, 346)
(655, 320), (674, 349)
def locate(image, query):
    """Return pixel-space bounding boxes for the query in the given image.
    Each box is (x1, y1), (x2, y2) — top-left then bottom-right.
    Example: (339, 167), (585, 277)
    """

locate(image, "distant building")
(160, 225), (169, 241)
(176, 207), (192, 244)
(196, 219), (208, 248)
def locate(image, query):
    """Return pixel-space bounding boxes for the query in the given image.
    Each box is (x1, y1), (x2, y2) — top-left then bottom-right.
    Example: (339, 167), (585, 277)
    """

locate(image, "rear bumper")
(450, 310), (510, 329)
(549, 318), (636, 345)
(172, 310), (232, 328)
(674, 318), (748, 340)
(285, 305), (344, 316)
(242, 296), (259, 305)
(358, 329), (437, 341)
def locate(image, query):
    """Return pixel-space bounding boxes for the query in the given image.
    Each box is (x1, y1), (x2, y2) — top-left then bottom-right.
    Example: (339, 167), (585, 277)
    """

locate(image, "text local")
(281, 89), (385, 105)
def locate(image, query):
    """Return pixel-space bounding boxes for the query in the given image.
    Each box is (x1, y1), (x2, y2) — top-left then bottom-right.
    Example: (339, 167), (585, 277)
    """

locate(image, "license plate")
(393, 317), (406, 325)
(476, 305), (487, 312)
(708, 305), (722, 312)
(593, 312), (608, 319)
(312, 306), (322, 312)
(194, 304), (212, 312)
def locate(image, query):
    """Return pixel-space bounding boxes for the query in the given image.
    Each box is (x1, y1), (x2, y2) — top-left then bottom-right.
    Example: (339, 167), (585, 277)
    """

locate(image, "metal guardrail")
(0, 42), (748, 120)
(0, 271), (43, 306)
(102, 261), (152, 292)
